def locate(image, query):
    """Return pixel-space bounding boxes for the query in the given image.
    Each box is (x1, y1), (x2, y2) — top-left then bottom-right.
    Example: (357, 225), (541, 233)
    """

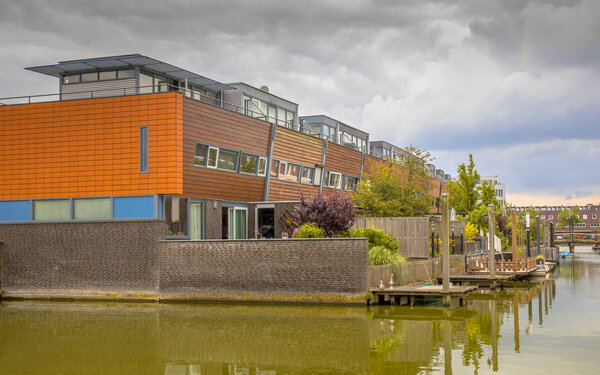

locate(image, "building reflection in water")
(0, 280), (558, 375)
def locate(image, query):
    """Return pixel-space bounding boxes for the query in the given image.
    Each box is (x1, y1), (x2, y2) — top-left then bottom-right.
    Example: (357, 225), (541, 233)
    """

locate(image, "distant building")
(478, 175), (506, 206)
(514, 204), (600, 234)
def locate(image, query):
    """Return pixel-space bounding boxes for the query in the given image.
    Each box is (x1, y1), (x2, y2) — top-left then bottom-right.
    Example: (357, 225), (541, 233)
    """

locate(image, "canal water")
(1, 247), (599, 374)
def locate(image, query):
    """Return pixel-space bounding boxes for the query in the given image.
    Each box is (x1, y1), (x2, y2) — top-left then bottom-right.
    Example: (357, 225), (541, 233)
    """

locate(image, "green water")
(1, 247), (599, 374)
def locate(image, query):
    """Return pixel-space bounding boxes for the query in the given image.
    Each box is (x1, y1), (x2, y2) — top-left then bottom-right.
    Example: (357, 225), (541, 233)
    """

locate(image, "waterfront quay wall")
(0, 221), (368, 304)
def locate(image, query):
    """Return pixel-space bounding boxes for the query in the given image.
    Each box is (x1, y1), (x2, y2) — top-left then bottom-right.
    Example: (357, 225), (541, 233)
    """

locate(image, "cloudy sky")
(1, 0), (598, 206)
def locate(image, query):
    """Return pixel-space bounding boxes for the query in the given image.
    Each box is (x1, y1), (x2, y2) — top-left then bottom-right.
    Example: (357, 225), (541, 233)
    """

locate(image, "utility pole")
(488, 204), (496, 287)
(526, 213), (531, 258)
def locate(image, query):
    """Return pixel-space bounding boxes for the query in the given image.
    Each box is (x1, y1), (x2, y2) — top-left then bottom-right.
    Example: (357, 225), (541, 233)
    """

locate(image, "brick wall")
(0, 221), (163, 299)
(159, 238), (368, 302)
(0, 221), (368, 303)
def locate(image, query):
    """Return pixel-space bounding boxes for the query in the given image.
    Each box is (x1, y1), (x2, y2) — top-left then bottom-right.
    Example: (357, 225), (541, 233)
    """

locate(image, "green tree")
(447, 154), (480, 214)
(558, 207), (583, 241)
(478, 181), (499, 209)
(353, 145), (433, 217)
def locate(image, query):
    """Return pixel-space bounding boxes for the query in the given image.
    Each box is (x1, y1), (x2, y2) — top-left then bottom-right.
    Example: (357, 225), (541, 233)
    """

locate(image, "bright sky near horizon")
(0, 0), (598, 206)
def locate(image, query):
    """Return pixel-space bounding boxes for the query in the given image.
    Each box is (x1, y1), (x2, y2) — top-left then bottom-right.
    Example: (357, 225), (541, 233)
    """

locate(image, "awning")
(25, 54), (233, 91)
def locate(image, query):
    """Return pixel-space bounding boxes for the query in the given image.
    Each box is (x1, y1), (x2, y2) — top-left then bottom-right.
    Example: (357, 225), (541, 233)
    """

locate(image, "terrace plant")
(292, 190), (356, 237)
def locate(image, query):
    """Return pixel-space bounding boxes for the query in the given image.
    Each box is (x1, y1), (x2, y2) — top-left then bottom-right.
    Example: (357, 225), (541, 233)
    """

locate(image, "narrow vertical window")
(140, 126), (149, 173)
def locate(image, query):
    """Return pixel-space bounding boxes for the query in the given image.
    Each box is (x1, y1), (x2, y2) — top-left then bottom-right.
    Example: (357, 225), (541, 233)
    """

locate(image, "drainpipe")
(319, 141), (328, 194)
(263, 122), (277, 201)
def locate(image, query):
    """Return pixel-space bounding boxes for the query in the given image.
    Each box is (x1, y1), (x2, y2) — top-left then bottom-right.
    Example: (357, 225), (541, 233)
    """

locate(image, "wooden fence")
(354, 217), (429, 259)
(466, 254), (537, 273)
(368, 255), (466, 289)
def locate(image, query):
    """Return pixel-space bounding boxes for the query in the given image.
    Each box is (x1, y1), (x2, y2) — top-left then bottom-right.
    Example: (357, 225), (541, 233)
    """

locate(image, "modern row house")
(0, 54), (448, 240)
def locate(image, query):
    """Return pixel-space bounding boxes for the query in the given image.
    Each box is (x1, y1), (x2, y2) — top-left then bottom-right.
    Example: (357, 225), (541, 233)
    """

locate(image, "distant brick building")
(514, 203), (600, 235)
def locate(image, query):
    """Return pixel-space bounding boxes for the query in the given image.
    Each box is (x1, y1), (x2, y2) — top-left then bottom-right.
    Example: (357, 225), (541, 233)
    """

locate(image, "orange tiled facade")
(0, 93), (183, 200)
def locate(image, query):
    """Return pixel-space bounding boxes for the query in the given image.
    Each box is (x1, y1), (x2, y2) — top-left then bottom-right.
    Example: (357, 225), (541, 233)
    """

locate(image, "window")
(343, 176), (357, 191)
(268, 105), (277, 124)
(194, 144), (207, 167)
(139, 127), (148, 173)
(323, 170), (330, 187)
(63, 74), (80, 84)
(277, 108), (286, 126)
(258, 157), (267, 176)
(301, 166), (315, 184)
(240, 153), (258, 174)
(217, 149), (238, 171)
(81, 72), (98, 82)
(583, 214), (588, 220)
(270, 159), (280, 178)
(286, 164), (300, 182)
(277, 162), (287, 179)
(286, 110), (295, 129)
(329, 172), (342, 189)
(593, 214), (597, 219)
(207, 147), (218, 168)
(541, 215), (545, 219)
(33, 199), (70, 221)
(549, 215), (553, 219)
(118, 69), (135, 79)
(73, 198), (111, 220)
(165, 197), (188, 237)
(99, 71), (117, 80)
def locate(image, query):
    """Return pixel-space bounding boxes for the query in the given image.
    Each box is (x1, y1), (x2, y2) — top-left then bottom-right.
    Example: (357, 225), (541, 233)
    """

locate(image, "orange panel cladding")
(0, 93), (183, 199)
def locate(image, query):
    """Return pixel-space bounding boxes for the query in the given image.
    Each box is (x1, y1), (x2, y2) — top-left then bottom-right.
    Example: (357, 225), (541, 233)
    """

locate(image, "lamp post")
(460, 226), (464, 254)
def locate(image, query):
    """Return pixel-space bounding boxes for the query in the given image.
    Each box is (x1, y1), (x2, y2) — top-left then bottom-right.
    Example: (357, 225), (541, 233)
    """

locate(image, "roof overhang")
(25, 54), (233, 91)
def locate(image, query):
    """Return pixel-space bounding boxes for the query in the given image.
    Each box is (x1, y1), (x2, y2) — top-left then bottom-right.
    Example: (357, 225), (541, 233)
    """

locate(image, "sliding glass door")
(227, 207), (247, 239)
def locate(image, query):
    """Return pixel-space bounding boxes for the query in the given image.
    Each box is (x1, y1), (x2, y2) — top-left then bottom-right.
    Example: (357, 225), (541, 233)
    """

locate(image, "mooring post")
(511, 210), (517, 267)
(488, 204), (496, 288)
(536, 216), (541, 256)
(441, 193), (451, 306)
(526, 213), (531, 258)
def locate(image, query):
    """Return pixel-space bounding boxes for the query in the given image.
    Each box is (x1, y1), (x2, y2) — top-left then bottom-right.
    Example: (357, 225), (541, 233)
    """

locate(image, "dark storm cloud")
(0, 0), (598, 203)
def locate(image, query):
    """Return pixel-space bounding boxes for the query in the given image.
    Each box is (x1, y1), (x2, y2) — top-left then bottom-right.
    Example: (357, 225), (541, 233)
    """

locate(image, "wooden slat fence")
(354, 217), (429, 259)
(368, 255), (466, 288)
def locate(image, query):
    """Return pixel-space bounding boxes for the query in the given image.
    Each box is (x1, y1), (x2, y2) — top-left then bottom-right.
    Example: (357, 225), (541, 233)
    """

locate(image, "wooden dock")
(371, 285), (477, 308)
(436, 274), (514, 288)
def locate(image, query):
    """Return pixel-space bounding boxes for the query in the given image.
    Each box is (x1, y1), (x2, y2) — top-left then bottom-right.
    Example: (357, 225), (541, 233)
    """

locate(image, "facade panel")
(324, 142), (362, 177)
(0, 93), (183, 200)
(272, 126), (324, 166)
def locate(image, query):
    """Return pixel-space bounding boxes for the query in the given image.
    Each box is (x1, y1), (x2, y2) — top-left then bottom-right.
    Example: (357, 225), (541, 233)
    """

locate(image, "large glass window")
(118, 69), (135, 79)
(277, 108), (286, 126)
(139, 73), (154, 94)
(240, 153), (258, 174)
(258, 157), (267, 176)
(207, 147), (218, 168)
(301, 166), (315, 184)
(73, 198), (111, 220)
(194, 144), (207, 167)
(165, 197), (188, 237)
(286, 164), (300, 182)
(217, 149), (238, 171)
(323, 170), (330, 187)
(268, 105), (277, 124)
(33, 199), (70, 221)
(286, 110), (295, 129)
(190, 202), (203, 240)
(343, 176), (357, 191)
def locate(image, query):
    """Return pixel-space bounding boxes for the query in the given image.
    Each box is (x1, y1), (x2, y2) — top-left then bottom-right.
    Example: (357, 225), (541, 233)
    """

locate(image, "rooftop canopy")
(25, 54), (233, 91)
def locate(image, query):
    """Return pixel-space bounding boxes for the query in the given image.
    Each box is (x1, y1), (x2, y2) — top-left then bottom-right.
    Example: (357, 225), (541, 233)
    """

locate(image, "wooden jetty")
(467, 255), (538, 279)
(371, 285), (477, 308)
(436, 274), (514, 288)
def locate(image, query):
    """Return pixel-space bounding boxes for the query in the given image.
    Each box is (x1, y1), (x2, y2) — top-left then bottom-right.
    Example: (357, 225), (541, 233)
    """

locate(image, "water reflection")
(1, 251), (600, 374)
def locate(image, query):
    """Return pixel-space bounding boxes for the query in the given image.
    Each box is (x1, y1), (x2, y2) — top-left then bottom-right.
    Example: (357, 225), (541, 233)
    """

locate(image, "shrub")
(292, 191), (356, 237)
(369, 245), (406, 266)
(292, 222), (325, 238)
(349, 227), (399, 253)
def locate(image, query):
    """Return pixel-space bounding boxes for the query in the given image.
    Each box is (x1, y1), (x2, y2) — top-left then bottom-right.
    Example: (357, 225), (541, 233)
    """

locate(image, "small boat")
(530, 263), (550, 278)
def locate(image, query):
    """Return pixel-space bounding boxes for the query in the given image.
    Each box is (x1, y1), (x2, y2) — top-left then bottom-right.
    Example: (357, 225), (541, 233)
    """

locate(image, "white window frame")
(258, 157), (267, 176)
(207, 146), (219, 169)
(278, 161), (287, 180)
(329, 172), (342, 189)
